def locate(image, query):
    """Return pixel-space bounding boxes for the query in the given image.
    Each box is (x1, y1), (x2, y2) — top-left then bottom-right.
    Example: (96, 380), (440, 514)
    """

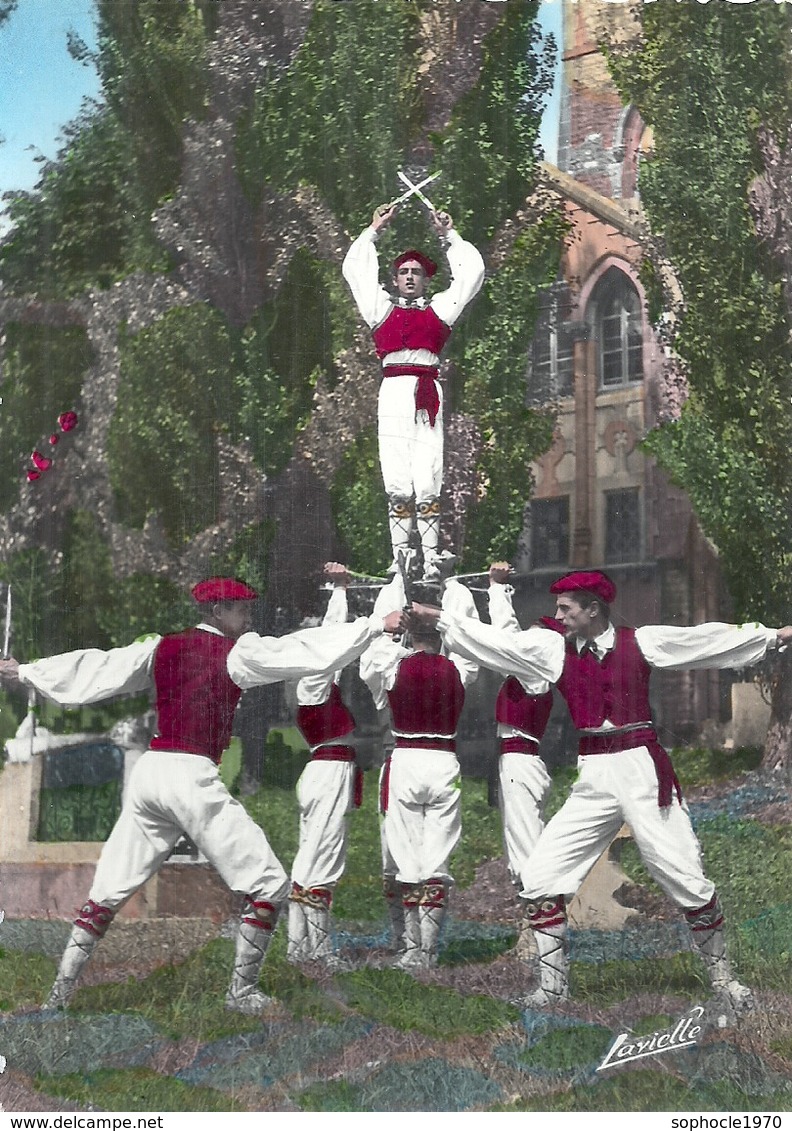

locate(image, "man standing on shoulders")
(342, 201), (484, 581)
(415, 568), (792, 1015)
(0, 578), (402, 1015)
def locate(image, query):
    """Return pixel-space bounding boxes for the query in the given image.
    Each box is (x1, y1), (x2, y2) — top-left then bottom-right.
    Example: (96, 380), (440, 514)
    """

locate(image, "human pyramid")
(1, 190), (790, 1022)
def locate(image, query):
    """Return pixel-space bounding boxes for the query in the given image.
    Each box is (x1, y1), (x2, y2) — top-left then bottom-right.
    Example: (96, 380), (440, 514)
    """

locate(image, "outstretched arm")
(12, 637), (160, 707)
(432, 601), (565, 686)
(229, 606), (399, 690)
(635, 621), (788, 671)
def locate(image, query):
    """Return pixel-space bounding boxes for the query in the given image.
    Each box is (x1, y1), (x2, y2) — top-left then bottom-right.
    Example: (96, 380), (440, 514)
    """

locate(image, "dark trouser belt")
(311, 744), (356, 762)
(500, 737), (540, 755)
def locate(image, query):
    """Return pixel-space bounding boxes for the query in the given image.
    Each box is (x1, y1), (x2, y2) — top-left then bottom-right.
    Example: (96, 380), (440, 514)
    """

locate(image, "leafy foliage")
(109, 305), (237, 543)
(455, 224), (564, 569)
(95, 0), (212, 219)
(330, 428), (390, 576)
(0, 112), (155, 297)
(1, 0), (213, 293)
(235, 251), (332, 479)
(435, 0), (556, 248)
(0, 549), (62, 662)
(0, 323), (92, 510)
(608, 4), (792, 624)
(236, 0), (421, 232)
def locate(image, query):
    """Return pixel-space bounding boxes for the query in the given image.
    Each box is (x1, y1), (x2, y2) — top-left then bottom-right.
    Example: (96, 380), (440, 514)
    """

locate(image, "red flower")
(58, 411), (78, 432)
(31, 451), (52, 472)
(49, 434), (59, 446)
(26, 470), (42, 482)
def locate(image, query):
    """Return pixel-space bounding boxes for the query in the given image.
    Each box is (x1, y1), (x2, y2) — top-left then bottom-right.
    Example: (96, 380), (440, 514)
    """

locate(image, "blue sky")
(0, 0), (100, 230)
(0, 0), (561, 234)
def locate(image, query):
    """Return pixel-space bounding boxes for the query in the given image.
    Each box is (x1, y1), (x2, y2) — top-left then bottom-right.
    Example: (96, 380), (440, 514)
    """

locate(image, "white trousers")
(520, 746), (715, 909)
(89, 749), (288, 909)
(383, 748), (461, 885)
(291, 760), (355, 889)
(498, 753), (552, 886)
(378, 375), (443, 499)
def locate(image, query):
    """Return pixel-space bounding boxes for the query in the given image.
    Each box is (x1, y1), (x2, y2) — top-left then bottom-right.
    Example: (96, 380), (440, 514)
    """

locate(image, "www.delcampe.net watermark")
(597, 1005), (705, 1072)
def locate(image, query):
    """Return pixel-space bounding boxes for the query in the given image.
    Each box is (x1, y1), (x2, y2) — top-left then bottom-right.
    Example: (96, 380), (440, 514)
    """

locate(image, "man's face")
(394, 260), (426, 300)
(554, 594), (596, 638)
(213, 600), (254, 639)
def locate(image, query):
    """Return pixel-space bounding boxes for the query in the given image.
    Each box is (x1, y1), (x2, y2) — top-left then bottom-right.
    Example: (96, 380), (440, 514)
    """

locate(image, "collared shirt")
(576, 622), (616, 660)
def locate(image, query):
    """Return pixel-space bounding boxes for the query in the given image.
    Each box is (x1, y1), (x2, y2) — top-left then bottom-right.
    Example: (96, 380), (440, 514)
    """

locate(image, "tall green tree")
(1, 0), (562, 643)
(608, 4), (792, 764)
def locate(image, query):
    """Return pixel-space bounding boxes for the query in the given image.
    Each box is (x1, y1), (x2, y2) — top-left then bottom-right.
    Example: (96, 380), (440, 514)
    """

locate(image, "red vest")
(388, 651), (465, 751)
(496, 676), (554, 754)
(296, 683), (356, 762)
(556, 627), (652, 729)
(371, 305), (451, 360)
(150, 628), (241, 764)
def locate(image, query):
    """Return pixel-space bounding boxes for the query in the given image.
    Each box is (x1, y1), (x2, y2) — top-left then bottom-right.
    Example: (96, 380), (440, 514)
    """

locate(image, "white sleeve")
(437, 614), (565, 686)
(358, 576), (408, 710)
(635, 622), (777, 671)
(295, 586), (349, 707)
(18, 637), (160, 707)
(430, 230), (485, 327)
(486, 585), (551, 693)
(488, 583), (521, 634)
(228, 615), (383, 690)
(342, 226), (394, 328)
(442, 580), (479, 688)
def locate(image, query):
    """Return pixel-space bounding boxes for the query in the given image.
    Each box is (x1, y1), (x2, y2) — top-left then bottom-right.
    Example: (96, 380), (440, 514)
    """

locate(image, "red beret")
(550, 571), (617, 605)
(536, 615), (568, 634)
(393, 248), (438, 278)
(191, 577), (259, 604)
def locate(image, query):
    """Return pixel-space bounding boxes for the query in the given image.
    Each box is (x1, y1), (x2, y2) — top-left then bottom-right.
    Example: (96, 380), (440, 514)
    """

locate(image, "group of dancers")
(2, 205), (788, 1019)
(1, 561), (789, 1019)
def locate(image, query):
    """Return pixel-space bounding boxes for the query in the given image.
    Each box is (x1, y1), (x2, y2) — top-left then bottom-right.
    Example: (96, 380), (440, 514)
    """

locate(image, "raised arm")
(487, 562), (521, 634)
(341, 206), (397, 329)
(429, 214), (485, 327)
(441, 579), (479, 688)
(359, 574), (410, 710)
(635, 621), (786, 671)
(296, 564), (350, 707)
(14, 637), (160, 707)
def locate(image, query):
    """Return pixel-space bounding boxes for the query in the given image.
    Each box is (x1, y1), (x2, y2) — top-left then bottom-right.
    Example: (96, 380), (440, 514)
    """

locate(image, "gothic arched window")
(527, 282), (574, 404)
(592, 267), (643, 388)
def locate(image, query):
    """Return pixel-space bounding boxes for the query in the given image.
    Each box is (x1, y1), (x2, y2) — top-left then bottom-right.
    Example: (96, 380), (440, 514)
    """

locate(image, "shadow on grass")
(334, 967), (519, 1036)
(496, 1065), (792, 1112)
(35, 1068), (242, 1113)
(571, 952), (707, 1006)
(73, 937), (345, 1041)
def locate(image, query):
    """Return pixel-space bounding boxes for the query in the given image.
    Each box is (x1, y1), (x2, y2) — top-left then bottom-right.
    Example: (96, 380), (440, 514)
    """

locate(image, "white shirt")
(360, 576), (479, 712)
(341, 226), (485, 371)
(18, 615), (386, 708)
(437, 606), (777, 705)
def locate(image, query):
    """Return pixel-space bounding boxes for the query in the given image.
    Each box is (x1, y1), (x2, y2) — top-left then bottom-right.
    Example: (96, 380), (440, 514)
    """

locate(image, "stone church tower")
(512, 0), (733, 746)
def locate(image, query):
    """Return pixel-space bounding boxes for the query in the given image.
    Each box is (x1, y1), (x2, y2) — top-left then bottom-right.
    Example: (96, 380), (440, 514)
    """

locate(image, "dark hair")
(571, 589), (610, 621)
